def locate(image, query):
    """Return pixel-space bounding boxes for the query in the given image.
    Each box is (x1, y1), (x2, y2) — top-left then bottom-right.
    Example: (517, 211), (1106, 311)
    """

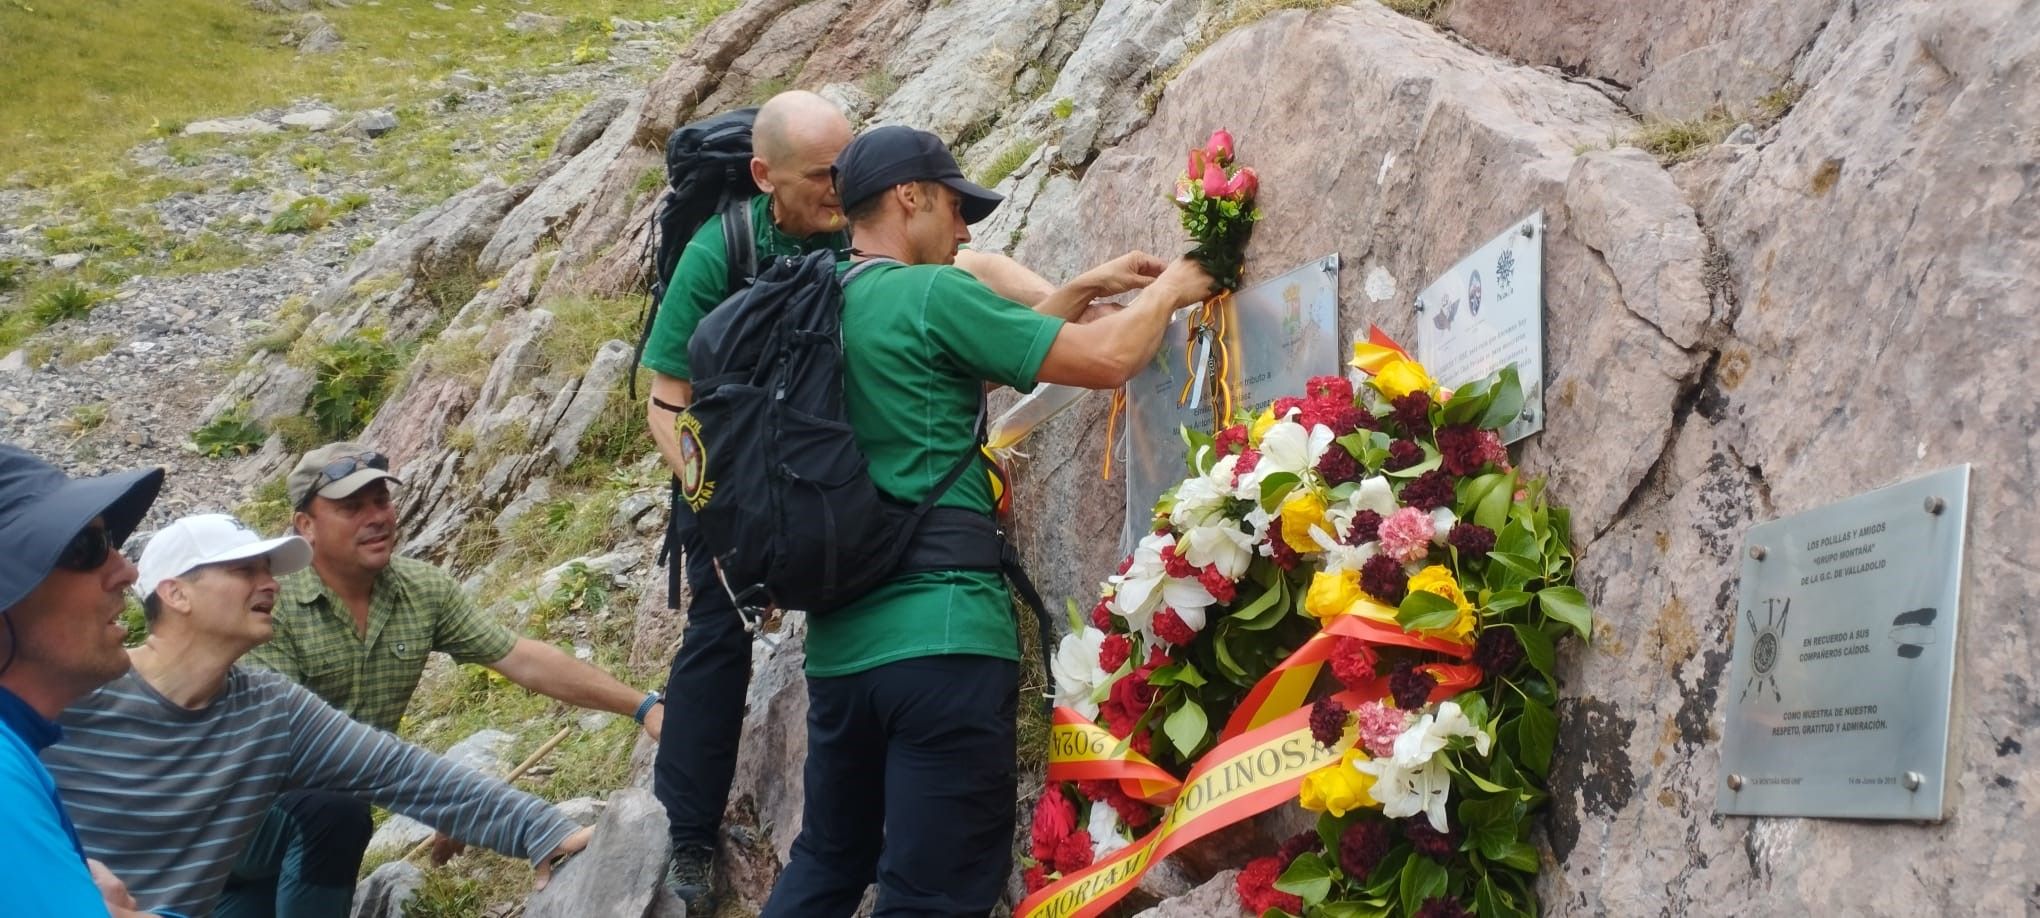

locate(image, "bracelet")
(633, 691), (662, 723)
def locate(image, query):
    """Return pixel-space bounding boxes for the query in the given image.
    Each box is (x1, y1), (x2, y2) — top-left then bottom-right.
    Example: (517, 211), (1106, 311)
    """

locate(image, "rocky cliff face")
(148, 0), (2039, 913)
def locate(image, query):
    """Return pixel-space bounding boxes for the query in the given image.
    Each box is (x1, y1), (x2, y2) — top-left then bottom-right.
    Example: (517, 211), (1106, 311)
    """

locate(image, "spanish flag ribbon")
(1045, 707), (1183, 805)
(1348, 324), (1414, 374)
(1218, 609), (1475, 741)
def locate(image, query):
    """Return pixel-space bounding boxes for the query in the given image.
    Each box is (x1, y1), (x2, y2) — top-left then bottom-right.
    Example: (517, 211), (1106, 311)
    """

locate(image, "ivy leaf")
(1458, 795), (1521, 860)
(1508, 622), (1556, 682)
(1494, 840), (1541, 872)
(1230, 576), (1288, 628)
(1493, 519), (1541, 558)
(1163, 698), (1209, 759)
(1259, 471), (1301, 512)
(1516, 693), (1557, 776)
(1487, 551), (1542, 582)
(1318, 902), (1392, 918)
(1479, 364), (1525, 430)
(1396, 590), (1460, 632)
(1483, 590), (1532, 615)
(1274, 851), (1334, 906)
(1536, 586), (1592, 639)
(1397, 853), (1450, 915)
(1475, 470), (1516, 532)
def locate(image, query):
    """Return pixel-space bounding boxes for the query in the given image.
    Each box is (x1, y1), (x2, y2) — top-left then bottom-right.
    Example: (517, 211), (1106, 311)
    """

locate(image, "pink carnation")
(1477, 429), (1509, 468)
(1376, 506), (1434, 565)
(1355, 700), (1412, 757)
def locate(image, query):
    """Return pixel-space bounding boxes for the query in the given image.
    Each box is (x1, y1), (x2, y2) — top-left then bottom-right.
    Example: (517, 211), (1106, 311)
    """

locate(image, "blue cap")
(0, 444), (163, 611)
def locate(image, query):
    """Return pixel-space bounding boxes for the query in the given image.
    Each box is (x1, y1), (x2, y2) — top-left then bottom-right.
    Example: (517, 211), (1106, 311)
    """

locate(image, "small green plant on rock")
(58, 403), (109, 437)
(193, 408), (269, 458)
(30, 281), (103, 324)
(1628, 111), (1737, 164)
(303, 328), (404, 441)
(236, 476), (294, 535)
(976, 140), (1040, 188)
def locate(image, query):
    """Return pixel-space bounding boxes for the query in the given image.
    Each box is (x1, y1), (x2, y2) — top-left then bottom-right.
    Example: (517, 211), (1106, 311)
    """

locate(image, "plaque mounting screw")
(1520, 224), (1535, 238)
(1904, 771), (1924, 791)
(1727, 774), (1744, 791)
(1923, 496), (1946, 515)
(1747, 545), (1767, 561)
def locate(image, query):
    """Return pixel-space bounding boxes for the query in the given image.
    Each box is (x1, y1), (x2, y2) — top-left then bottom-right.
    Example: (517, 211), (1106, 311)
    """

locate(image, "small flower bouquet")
(1024, 335), (1590, 918)
(1176, 128), (1261, 291)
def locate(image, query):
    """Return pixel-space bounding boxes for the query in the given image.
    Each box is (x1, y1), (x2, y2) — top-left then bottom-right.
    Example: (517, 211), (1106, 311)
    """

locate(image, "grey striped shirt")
(41, 666), (578, 918)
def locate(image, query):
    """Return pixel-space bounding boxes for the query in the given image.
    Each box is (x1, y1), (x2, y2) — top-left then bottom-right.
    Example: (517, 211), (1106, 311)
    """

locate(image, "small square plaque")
(1715, 465), (1969, 819)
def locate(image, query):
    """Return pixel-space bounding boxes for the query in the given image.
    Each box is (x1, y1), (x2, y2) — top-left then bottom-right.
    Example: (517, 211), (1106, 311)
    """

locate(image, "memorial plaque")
(1413, 212), (1545, 443)
(1121, 255), (1341, 545)
(1716, 465), (1970, 820)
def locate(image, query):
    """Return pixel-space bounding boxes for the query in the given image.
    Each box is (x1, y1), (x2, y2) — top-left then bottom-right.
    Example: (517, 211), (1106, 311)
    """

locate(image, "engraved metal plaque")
(1414, 212), (1544, 443)
(1716, 465), (1969, 819)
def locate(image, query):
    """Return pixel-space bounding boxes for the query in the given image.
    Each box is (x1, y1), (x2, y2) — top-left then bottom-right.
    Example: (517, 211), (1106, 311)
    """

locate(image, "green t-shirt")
(640, 193), (851, 380)
(804, 261), (1066, 677)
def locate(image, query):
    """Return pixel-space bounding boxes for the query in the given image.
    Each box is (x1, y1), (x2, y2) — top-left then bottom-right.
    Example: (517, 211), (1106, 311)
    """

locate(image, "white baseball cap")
(133, 513), (313, 601)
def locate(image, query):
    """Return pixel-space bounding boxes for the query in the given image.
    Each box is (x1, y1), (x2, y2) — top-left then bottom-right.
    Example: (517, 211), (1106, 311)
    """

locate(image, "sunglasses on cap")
(53, 522), (114, 573)
(313, 451), (390, 493)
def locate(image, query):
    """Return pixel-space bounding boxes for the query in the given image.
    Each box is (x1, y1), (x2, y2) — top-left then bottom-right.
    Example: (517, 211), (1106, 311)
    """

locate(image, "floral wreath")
(1018, 132), (1592, 918)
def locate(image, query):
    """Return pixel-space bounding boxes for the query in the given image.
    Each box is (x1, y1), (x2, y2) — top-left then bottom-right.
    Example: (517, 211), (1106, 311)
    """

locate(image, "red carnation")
(1447, 522), (1495, 556)
(1388, 661), (1436, 711)
(1415, 899), (1472, 918)
(1076, 779), (1114, 801)
(1198, 565), (1238, 603)
(1090, 599), (1113, 631)
(1099, 633), (1132, 672)
(1055, 829), (1095, 873)
(1339, 818), (1393, 878)
(1403, 816), (1459, 861)
(1235, 855), (1303, 915)
(1384, 439), (1424, 471)
(1154, 607), (1198, 645)
(1023, 864), (1050, 893)
(1277, 830), (1322, 866)
(1306, 375), (1353, 404)
(1329, 636), (1375, 688)
(1214, 423), (1250, 456)
(1130, 729), (1154, 758)
(1235, 448), (1262, 477)
(1435, 424), (1491, 476)
(1360, 553), (1408, 604)
(1392, 391), (1433, 434)
(1346, 509), (1384, 545)
(1315, 445), (1362, 485)
(1265, 519), (1300, 571)
(1161, 543), (1196, 579)
(1400, 469), (1456, 511)
(1473, 627), (1524, 677)
(1116, 554), (1135, 576)
(1272, 396), (1308, 422)
(1309, 696), (1349, 747)
(1030, 789), (1078, 861)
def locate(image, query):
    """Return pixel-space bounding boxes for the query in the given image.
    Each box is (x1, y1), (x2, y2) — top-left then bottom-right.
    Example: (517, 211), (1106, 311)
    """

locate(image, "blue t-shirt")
(0, 685), (113, 917)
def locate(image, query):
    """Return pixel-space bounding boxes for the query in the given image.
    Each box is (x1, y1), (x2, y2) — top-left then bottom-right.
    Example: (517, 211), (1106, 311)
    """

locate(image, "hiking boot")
(665, 843), (718, 914)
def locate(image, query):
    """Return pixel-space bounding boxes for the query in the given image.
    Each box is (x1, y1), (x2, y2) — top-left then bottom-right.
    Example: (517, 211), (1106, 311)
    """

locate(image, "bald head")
(754, 90), (850, 167)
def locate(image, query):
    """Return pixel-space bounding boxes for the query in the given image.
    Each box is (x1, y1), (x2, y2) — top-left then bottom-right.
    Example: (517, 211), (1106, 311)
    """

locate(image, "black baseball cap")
(833, 125), (1003, 225)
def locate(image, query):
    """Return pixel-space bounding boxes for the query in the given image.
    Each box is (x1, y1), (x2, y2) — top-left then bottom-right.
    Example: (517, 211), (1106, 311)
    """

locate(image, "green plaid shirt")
(245, 556), (518, 733)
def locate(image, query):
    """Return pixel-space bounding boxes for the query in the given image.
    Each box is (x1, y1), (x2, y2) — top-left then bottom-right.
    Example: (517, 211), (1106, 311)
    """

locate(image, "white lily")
(1088, 798), (1130, 859)
(1109, 532), (1218, 636)
(1233, 418), (1334, 497)
(1308, 525), (1379, 574)
(1171, 452), (1241, 531)
(1358, 701), (1493, 831)
(1177, 522), (1255, 579)
(1049, 627), (1112, 720)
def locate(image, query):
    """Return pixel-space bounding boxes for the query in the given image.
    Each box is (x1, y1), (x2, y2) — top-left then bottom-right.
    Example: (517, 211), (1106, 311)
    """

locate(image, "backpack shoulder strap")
(721, 196), (756, 295)
(841, 255), (901, 286)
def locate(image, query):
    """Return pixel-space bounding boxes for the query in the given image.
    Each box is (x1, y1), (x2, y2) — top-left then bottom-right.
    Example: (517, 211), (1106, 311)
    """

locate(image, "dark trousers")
(761, 655), (1019, 918)
(653, 508), (755, 851)
(217, 790), (372, 918)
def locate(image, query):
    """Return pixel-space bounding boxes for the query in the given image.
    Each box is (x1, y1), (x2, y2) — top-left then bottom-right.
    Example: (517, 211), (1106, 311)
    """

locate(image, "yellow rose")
(1370, 358), (1436, 401)
(1279, 491), (1330, 554)
(1249, 406), (1278, 442)
(1298, 749), (1378, 816)
(1303, 569), (1362, 620)
(1407, 564), (1477, 643)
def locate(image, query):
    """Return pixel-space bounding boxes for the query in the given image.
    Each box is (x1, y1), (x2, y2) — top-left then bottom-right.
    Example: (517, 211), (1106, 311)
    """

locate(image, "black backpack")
(673, 251), (983, 614)
(631, 107), (760, 399)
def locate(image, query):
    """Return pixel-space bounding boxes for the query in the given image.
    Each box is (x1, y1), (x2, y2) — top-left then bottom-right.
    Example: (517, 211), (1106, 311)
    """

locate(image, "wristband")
(633, 691), (662, 724)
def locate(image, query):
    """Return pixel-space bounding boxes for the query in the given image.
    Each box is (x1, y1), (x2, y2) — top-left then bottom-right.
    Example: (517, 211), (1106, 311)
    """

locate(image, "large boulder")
(524, 788), (690, 918)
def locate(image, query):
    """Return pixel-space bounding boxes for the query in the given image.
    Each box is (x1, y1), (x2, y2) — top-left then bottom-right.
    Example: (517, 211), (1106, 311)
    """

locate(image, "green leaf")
(1478, 365), (1525, 431)
(1483, 590), (1532, 615)
(1474, 470), (1516, 532)
(1212, 625), (1250, 680)
(1396, 590), (1460, 632)
(1148, 661), (1208, 688)
(1459, 795), (1521, 859)
(1063, 598), (1084, 633)
(1163, 698), (1209, 759)
(1274, 851), (1333, 906)
(1487, 552), (1542, 582)
(1441, 375), (1493, 426)
(1494, 840), (1541, 873)
(1493, 520), (1541, 558)
(1508, 622), (1555, 681)
(1363, 847), (1409, 896)
(1537, 586), (1593, 639)
(1182, 425), (1218, 475)
(1230, 576), (1288, 627)
(1462, 770), (1512, 794)
(1318, 902), (1392, 918)
(1259, 471), (1301, 511)
(1398, 852), (1450, 914)
(1516, 694), (1557, 776)
(1385, 449), (1441, 478)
